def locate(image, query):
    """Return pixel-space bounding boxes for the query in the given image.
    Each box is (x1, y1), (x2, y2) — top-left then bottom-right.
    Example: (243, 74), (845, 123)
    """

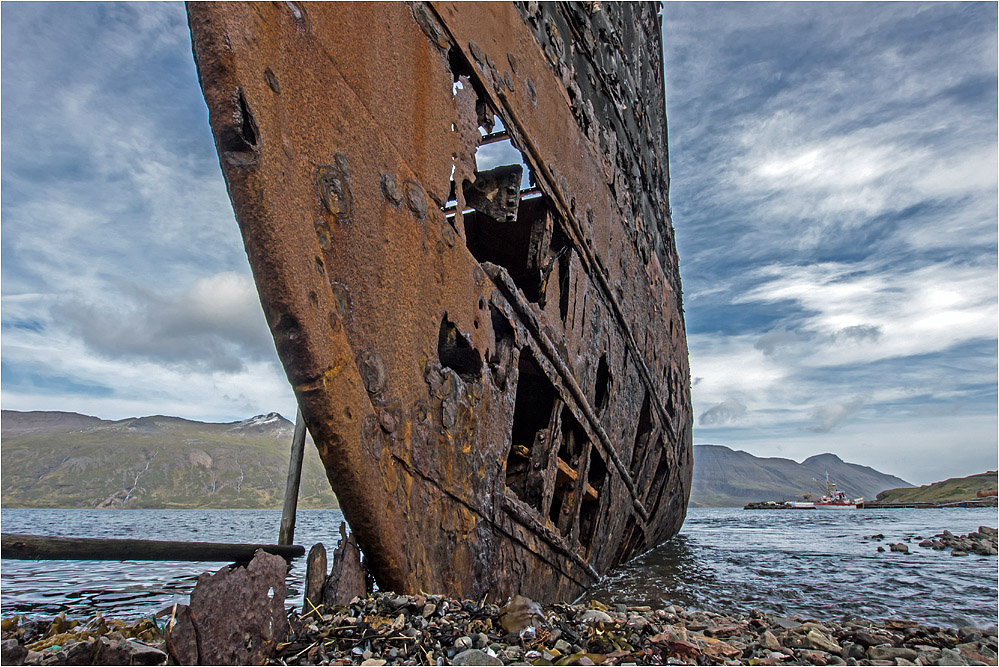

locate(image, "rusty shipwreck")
(187, 1), (692, 601)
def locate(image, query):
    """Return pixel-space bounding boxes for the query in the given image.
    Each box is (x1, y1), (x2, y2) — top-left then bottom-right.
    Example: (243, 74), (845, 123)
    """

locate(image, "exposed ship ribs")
(187, 0), (693, 600)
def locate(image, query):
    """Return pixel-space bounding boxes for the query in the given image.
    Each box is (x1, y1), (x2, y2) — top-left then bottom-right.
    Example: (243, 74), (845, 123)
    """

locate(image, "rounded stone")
(452, 649), (501, 666)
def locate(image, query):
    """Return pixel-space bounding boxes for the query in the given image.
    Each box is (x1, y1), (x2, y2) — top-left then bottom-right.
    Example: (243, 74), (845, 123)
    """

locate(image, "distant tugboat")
(811, 475), (864, 510)
(744, 474), (864, 510)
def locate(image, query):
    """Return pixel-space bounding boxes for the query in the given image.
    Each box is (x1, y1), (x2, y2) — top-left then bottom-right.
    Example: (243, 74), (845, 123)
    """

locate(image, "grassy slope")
(876, 471), (998, 503)
(1, 415), (339, 509)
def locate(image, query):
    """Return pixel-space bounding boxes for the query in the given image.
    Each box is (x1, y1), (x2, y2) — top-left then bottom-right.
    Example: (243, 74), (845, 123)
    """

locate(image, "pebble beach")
(3, 589), (997, 666)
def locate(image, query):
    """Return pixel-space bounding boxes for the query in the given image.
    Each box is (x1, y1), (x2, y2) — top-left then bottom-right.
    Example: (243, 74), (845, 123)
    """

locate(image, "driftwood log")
(0, 533), (304, 562)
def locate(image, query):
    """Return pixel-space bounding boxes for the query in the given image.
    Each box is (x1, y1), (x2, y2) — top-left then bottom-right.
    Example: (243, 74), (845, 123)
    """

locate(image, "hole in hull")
(551, 226), (572, 324)
(438, 315), (482, 382)
(629, 391), (653, 477)
(462, 196), (553, 303)
(594, 354), (611, 414)
(488, 305), (516, 389)
(549, 408), (587, 535)
(613, 515), (645, 566)
(220, 89), (259, 154)
(643, 438), (671, 516)
(505, 348), (557, 512)
(578, 448), (607, 556)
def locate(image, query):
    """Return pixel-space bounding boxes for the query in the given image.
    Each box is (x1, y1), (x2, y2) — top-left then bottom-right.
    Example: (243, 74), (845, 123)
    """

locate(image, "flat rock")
(773, 616), (801, 630)
(1, 639), (28, 666)
(807, 628), (841, 653)
(937, 647), (970, 665)
(760, 630), (781, 652)
(499, 595), (544, 634)
(123, 640), (168, 665)
(452, 649), (503, 665)
(868, 645), (918, 661)
(578, 609), (613, 624)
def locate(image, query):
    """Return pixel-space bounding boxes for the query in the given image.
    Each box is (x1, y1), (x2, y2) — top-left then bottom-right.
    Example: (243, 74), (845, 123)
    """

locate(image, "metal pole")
(279, 407), (307, 545)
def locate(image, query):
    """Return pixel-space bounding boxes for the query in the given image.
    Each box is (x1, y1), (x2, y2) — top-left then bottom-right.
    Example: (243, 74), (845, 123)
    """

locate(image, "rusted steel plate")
(187, 0), (692, 601)
(165, 549), (289, 665)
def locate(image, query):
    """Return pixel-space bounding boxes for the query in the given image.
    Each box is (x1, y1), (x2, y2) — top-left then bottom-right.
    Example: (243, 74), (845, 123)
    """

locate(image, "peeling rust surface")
(324, 523), (367, 608)
(187, 0), (693, 601)
(165, 549), (289, 665)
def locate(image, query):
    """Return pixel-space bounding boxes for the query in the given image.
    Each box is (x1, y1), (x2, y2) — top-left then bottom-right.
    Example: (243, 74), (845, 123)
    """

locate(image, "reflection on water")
(2, 507), (997, 628)
(586, 534), (714, 610)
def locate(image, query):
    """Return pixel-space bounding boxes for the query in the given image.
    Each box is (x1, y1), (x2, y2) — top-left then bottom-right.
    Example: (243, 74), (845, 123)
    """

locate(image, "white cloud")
(739, 261), (998, 366)
(2, 320), (295, 422)
(688, 257), (996, 446)
(806, 396), (867, 433)
(54, 272), (274, 372)
(1, 3), (288, 422)
(730, 114), (997, 254)
(699, 398), (748, 426)
(754, 326), (803, 356)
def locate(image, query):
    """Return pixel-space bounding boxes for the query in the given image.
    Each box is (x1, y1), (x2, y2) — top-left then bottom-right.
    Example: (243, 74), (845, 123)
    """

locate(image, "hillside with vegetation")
(876, 471), (998, 504)
(1, 410), (339, 509)
(691, 444), (911, 507)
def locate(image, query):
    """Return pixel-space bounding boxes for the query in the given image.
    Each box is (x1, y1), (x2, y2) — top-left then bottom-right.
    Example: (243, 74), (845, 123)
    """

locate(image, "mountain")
(691, 444), (912, 507)
(2, 413), (913, 511)
(1, 410), (338, 510)
(876, 471), (997, 504)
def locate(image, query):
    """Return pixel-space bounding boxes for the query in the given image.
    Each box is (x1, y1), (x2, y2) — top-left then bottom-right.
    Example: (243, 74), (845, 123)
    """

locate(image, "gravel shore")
(3, 591), (997, 666)
(274, 592), (998, 666)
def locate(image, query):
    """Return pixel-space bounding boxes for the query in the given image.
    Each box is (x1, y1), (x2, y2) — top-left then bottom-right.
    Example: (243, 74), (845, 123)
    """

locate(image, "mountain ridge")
(1, 410), (336, 510)
(691, 444), (912, 507)
(3, 411), (915, 511)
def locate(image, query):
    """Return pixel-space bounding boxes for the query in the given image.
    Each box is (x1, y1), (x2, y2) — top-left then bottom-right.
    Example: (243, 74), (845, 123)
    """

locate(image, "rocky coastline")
(3, 590), (998, 666)
(867, 526), (998, 557)
(3, 523), (997, 667)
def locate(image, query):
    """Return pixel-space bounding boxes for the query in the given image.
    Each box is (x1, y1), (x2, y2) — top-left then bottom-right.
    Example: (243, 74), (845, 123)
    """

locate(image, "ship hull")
(188, 1), (692, 601)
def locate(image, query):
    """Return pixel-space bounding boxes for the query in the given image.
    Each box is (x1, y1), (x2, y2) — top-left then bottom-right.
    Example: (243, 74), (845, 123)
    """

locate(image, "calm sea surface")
(2, 507), (996, 628)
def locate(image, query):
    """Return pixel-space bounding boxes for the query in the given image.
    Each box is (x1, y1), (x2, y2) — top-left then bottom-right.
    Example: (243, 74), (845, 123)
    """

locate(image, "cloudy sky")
(2, 3), (995, 485)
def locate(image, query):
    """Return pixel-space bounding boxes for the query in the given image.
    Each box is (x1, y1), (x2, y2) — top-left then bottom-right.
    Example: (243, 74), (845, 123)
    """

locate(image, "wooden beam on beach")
(279, 407), (308, 546)
(0, 533), (305, 562)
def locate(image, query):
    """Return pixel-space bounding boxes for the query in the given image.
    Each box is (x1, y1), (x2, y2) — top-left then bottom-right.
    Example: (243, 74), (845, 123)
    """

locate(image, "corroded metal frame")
(188, 1), (692, 601)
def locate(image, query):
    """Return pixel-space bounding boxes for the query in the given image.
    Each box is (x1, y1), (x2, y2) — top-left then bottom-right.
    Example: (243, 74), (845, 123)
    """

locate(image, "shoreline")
(3, 591), (997, 666)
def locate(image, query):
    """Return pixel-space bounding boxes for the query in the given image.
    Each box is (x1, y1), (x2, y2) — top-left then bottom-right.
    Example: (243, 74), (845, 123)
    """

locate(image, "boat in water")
(744, 474), (865, 510)
(802, 476), (864, 509)
(187, 2), (692, 601)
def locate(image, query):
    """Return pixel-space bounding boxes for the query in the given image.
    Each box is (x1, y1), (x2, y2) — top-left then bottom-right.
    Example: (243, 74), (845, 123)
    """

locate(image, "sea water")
(1, 507), (996, 628)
